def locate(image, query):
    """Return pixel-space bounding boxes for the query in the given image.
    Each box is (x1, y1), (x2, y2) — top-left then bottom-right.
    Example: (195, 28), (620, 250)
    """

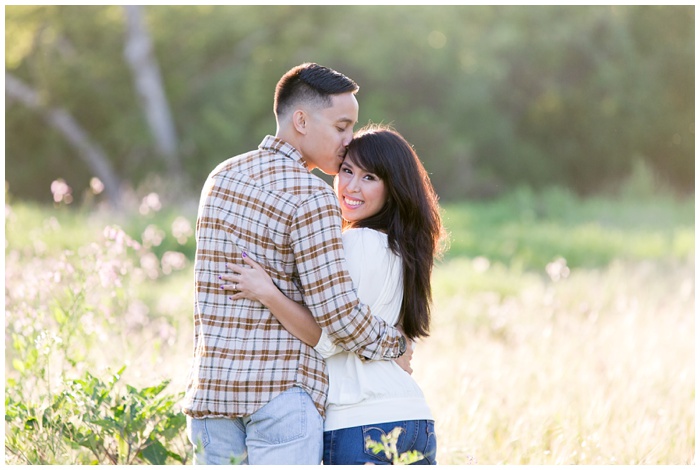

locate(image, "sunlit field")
(4, 187), (694, 464)
(419, 257), (694, 464)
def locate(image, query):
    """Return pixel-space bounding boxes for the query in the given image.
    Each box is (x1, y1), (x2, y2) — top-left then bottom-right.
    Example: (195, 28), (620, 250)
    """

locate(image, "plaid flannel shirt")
(183, 136), (403, 418)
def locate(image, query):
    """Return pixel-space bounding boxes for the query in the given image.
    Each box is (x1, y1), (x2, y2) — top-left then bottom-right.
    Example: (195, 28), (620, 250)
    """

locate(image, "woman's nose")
(347, 176), (360, 192)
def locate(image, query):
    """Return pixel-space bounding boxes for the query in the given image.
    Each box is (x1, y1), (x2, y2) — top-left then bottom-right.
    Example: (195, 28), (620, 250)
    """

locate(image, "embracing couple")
(183, 63), (444, 465)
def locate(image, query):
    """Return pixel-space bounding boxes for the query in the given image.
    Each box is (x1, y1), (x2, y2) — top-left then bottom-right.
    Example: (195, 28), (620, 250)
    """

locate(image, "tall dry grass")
(414, 257), (695, 464)
(5, 185), (694, 464)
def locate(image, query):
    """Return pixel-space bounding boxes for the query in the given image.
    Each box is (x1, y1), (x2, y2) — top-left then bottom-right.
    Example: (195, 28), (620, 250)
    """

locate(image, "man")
(183, 63), (408, 465)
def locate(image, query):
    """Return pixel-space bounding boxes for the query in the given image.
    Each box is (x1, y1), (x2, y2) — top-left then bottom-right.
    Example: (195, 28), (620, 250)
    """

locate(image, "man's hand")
(394, 332), (414, 375)
(394, 340), (413, 374)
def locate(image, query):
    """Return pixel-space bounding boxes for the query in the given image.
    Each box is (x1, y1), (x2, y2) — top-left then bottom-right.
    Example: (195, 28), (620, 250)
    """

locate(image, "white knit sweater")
(315, 228), (433, 431)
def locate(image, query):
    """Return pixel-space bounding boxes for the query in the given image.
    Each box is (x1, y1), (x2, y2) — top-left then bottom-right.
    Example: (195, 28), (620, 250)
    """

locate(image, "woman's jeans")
(323, 419), (437, 465)
(186, 387), (323, 465)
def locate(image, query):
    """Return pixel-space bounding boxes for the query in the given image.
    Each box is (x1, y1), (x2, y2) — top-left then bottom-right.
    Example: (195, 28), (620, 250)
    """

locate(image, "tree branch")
(5, 72), (124, 208)
(123, 5), (180, 173)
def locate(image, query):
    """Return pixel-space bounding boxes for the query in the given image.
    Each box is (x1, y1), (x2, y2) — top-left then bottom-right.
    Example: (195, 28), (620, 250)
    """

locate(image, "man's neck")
(275, 128), (298, 149)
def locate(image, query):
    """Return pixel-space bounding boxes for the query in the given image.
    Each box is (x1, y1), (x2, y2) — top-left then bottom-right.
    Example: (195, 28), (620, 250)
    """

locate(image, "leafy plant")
(5, 202), (192, 464)
(6, 367), (188, 465)
(364, 426), (424, 465)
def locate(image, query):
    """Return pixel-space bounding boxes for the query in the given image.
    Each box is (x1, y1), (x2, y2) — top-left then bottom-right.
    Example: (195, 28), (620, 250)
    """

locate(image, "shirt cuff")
(314, 329), (344, 359)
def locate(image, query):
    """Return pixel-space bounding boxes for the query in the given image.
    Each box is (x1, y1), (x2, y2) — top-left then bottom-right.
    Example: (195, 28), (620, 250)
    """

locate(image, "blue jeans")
(323, 420), (437, 465)
(186, 387), (323, 465)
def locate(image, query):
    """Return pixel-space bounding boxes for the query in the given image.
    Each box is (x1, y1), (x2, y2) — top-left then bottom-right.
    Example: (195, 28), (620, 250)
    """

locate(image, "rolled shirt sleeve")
(290, 190), (403, 360)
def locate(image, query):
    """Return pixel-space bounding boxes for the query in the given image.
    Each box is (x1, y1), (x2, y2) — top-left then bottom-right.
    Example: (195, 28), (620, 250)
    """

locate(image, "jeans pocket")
(187, 417), (211, 450)
(362, 423), (409, 463)
(421, 420), (438, 464)
(252, 388), (308, 444)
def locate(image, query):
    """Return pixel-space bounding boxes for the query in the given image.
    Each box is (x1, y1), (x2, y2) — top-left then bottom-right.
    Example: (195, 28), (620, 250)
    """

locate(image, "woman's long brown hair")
(342, 124), (445, 340)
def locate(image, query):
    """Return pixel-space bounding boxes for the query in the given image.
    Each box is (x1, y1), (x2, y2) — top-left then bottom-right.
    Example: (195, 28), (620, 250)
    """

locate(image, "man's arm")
(289, 190), (405, 360)
(223, 253), (413, 373)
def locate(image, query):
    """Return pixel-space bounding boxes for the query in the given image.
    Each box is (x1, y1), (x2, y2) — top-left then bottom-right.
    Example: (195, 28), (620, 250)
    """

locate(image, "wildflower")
(50, 179), (73, 204)
(89, 177), (104, 195)
(35, 330), (63, 355)
(97, 259), (123, 289)
(139, 192), (162, 215)
(546, 257), (570, 282)
(142, 224), (165, 248)
(140, 252), (160, 279)
(125, 300), (149, 330)
(103, 225), (141, 251)
(161, 251), (187, 275)
(156, 319), (177, 346)
(171, 216), (193, 244)
(472, 256), (490, 273)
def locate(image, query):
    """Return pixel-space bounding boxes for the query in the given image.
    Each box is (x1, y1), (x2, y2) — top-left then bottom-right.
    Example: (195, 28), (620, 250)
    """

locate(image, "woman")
(221, 124), (445, 465)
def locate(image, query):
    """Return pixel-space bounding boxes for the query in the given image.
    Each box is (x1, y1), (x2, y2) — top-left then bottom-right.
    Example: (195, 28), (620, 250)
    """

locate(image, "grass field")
(4, 186), (695, 464)
(421, 257), (694, 464)
(421, 188), (695, 464)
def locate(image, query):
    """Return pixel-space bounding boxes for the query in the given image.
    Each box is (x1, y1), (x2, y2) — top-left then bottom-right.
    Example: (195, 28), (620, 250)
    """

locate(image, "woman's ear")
(292, 109), (307, 135)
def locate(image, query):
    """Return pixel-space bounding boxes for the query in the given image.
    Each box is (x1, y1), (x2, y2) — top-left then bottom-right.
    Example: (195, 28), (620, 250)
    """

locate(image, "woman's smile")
(343, 196), (364, 208)
(335, 157), (388, 223)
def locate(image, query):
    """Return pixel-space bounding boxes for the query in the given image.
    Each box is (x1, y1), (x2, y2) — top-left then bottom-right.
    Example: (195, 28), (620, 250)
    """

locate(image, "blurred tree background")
(4, 5), (694, 206)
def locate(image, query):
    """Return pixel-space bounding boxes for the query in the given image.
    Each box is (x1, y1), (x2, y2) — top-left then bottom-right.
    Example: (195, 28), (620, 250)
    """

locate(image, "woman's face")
(334, 155), (388, 223)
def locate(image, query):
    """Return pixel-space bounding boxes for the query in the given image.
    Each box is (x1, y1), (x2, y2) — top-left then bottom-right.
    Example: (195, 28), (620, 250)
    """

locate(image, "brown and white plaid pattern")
(183, 136), (403, 419)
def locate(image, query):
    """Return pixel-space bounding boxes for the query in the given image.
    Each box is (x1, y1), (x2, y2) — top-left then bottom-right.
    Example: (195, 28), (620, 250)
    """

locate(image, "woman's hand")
(223, 253), (323, 347)
(221, 252), (278, 305)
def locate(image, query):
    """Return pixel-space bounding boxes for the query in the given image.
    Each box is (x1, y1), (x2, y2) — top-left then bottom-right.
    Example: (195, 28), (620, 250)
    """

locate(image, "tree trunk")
(123, 5), (180, 173)
(5, 72), (124, 208)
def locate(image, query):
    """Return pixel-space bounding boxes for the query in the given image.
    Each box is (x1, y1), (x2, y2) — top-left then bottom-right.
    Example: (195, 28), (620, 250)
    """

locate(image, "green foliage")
(6, 195), (196, 260)
(365, 426), (425, 465)
(6, 367), (187, 464)
(441, 185), (693, 270)
(4, 5), (694, 204)
(5, 199), (192, 464)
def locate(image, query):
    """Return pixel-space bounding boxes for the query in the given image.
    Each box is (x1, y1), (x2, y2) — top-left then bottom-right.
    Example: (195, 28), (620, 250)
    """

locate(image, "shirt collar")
(259, 135), (308, 171)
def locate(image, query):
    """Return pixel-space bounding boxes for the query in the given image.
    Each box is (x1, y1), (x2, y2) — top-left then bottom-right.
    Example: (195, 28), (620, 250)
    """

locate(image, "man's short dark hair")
(274, 63), (359, 119)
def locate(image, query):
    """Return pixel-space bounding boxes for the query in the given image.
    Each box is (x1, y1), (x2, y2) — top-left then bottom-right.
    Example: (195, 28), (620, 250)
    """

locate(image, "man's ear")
(292, 109), (307, 135)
